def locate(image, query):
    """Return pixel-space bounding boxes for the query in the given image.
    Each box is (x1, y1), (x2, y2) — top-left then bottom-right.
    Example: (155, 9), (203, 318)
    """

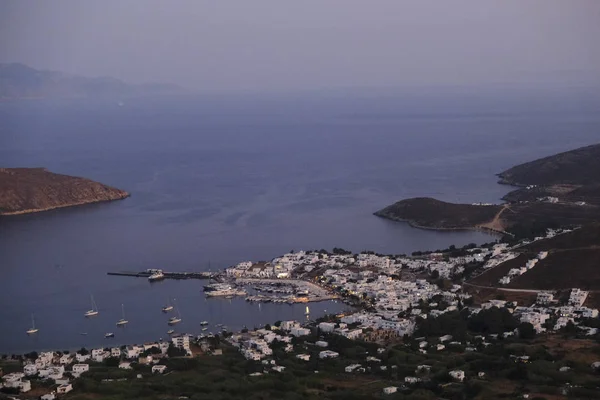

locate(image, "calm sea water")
(1, 89), (599, 353)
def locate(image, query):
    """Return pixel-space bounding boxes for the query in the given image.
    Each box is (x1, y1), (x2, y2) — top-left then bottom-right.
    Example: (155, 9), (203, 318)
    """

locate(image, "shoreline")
(0, 194), (130, 216)
(375, 214), (503, 236)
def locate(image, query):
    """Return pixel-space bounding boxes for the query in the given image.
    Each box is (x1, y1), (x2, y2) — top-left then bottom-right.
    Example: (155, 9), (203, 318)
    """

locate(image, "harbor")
(235, 278), (339, 303)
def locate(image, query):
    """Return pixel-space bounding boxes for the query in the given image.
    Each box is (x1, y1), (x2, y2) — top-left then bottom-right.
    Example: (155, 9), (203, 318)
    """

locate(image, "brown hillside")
(0, 168), (129, 215)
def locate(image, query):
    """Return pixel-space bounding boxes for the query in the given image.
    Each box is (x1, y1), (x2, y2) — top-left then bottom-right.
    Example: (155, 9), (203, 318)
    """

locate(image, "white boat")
(167, 329), (175, 335)
(116, 304), (128, 326)
(200, 321), (208, 325)
(167, 299), (182, 325)
(305, 306), (310, 316)
(26, 314), (38, 335)
(162, 297), (174, 312)
(84, 294), (99, 317)
(148, 269), (165, 282)
(105, 332), (115, 338)
(205, 288), (246, 297)
(202, 327), (208, 331)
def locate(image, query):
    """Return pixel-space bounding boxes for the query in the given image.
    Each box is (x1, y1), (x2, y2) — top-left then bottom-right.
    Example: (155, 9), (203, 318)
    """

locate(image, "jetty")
(107, 270), (215, 280)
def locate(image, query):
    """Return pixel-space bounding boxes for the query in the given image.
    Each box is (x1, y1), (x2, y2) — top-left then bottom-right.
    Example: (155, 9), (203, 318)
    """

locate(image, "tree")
(104, 357), (120, 367)
(78, 347), (89, 355)
(518, 322), (536, 339)
(166, 344), (187, 358)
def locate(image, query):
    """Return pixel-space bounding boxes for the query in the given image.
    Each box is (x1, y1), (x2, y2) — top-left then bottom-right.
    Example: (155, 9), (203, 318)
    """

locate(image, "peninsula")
(0, 168), (129, 215)
(375, 143), (600, 238)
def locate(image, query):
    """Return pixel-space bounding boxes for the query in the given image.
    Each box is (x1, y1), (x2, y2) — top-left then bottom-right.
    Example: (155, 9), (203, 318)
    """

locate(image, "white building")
(318, 322), (336, 333)
(315, 340), (328, 348)
(319, 350), (339, 359)
(119, 362), (132, 370)
(536, 291), (554, 305)
(152, 365), (167, 374)
(59, 354), (73, 365)
(449, 370), (465, 382)
(171, 334), (191, 353)
(340, 328), (362, 340)
(345, 364), (362, 373)
(111, 348), (122, 358)
(290, 327), (311, 337)
(57, 384), (73, 394)
(23, 364), (38, 376)
(72, 364), (90, 375)
(280, 321), (299, 331)
(383, 386), (398, 395)
(75, 353), (91, 363)
(569, 288), (588, 306)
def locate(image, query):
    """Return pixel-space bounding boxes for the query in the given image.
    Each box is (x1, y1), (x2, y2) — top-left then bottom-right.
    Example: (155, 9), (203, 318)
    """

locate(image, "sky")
(1, 0), (600, 92)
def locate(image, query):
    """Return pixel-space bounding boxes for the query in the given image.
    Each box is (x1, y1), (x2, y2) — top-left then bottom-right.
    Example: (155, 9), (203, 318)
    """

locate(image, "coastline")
(0, 193), (130, 216)
(374, 213), (503, 236)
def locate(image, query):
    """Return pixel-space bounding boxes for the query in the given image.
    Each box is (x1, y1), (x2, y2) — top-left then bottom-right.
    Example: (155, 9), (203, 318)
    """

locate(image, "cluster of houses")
(0, 334), (194, 396)
(498, 251), (547, 285)
(510, 288), (596, 333)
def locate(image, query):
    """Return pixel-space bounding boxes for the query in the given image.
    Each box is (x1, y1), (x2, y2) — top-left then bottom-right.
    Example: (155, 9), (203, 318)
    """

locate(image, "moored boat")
(26, 314), (38, 335)
(84, 294), (99, 317)
(116, 304), (128, 326)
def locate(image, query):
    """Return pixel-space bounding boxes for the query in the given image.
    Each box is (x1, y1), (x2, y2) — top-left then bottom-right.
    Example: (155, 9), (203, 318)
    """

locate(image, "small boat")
(148, 269), (165, 282)
(84, 294), (99, 317)
(162, 297), (174, 312)
(167, 299), (182, 325)
(200, 321), (209, 326)
(202, 327), (208, 331)
(116, 304), (128, 326)
(26, 314), (39, 335)
(105, 332), (115, 338)
(167, 329), (175, 335)
(80, 332), (88, 336)
(305, 306), (310, 316)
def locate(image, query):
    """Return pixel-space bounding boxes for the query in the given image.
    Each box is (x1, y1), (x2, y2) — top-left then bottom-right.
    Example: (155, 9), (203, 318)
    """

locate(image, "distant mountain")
(0, 63), (184, 99)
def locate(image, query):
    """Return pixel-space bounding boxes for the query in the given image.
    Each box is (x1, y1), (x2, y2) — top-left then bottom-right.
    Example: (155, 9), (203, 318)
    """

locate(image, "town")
(2, 227), (600, 399)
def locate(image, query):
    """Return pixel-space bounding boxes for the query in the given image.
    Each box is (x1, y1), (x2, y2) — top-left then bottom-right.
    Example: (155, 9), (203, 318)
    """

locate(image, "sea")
(1, 87), (599, 354)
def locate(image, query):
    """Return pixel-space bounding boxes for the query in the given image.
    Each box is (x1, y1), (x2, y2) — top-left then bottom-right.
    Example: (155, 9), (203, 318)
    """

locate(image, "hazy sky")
(1, 0), (599, 92)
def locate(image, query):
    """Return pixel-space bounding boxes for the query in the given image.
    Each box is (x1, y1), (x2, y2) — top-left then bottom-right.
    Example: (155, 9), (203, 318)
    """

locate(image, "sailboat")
(162, 297), (173, 313)
(168, 299), (182, 325)
(84, 294), (99, 317)
(305, 305), (310, 316)
(116, 304), (128, 326)
(26, 314), (39, 334)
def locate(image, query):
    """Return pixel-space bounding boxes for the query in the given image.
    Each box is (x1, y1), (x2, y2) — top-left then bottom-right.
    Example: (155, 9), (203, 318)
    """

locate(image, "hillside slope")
(469, 225), (600, 290)
(498, 143), (600, 186)
(374, 197), (502, 230)
(0, 168), (129, 215)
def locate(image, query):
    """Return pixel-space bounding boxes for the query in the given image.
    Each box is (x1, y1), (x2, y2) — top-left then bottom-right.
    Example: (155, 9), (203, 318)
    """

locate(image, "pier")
(107, 271), (215, 280)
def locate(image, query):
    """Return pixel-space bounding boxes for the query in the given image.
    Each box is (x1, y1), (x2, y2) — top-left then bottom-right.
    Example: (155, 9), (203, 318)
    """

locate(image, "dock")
(107, 271), (215, 280)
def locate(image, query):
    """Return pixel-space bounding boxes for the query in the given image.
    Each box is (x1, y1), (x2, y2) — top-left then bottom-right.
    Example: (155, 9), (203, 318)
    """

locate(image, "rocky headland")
(375, 143), (600, 237)
(0, 168), (129, 215)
